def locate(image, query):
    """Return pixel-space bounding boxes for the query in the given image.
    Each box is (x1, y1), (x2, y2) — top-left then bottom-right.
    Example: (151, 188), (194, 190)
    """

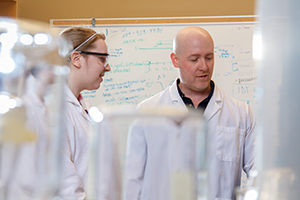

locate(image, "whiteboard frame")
(50, 15), (258, 27)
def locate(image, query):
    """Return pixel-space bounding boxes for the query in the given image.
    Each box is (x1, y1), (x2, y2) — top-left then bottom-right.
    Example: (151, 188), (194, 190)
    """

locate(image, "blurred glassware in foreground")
(87, 105), (207, 200)
(0, 17), (70, 200)
(254, 0), (300, 200)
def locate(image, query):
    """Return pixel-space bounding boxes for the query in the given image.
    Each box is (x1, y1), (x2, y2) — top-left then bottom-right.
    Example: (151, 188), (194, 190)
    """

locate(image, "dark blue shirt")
(177, 79), (215, 111)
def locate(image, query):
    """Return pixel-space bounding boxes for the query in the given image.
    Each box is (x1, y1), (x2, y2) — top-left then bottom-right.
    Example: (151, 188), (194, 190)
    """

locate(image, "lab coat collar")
(169, 78), (222, 120)
(64, 85), (90, 121)
(169, 78), (188, 111)
(203, 80), (222, 121)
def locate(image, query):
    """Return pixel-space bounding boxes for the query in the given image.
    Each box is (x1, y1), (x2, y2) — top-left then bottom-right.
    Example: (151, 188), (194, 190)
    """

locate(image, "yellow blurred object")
(0, 106), (36, 143)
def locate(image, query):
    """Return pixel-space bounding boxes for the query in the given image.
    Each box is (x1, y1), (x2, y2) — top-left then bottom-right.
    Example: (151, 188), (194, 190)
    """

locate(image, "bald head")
(173, 26), (214, 56)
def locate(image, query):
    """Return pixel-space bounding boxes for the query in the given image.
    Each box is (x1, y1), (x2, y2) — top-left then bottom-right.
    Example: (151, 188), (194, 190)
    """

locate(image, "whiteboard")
(53, 22), (258, 112)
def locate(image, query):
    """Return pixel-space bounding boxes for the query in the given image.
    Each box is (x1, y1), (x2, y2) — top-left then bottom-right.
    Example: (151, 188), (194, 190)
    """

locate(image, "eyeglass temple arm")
(67, 33), (98, 58)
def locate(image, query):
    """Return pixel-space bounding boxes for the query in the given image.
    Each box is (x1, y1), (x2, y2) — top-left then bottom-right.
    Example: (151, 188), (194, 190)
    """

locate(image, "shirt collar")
(176, 79), (215, 110)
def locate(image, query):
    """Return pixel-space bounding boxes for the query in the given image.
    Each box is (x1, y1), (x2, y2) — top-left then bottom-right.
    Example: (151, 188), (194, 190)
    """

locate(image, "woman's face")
(80, 39), (111, 91)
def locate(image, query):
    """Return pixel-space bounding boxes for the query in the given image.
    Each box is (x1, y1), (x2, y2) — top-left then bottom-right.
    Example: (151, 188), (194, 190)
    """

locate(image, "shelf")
(0, 1), (17, 18)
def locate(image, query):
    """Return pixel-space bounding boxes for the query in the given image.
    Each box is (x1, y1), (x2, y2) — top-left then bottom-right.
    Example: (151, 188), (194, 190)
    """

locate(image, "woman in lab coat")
(59, 27), (111, 199)
(125, 26), (256, 200)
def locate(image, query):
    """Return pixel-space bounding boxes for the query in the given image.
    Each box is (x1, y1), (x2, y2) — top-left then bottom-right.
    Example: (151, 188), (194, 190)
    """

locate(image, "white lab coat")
(125, 116), (200, 200)
(59, 85), (90, 200)
(95, 118), (123, 200)
(125, 78), (256, 200)
(59, 85), (122, 200)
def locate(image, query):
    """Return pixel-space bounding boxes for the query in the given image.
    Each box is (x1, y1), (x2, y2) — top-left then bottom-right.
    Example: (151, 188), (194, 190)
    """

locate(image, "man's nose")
(198, 58), (208, 71)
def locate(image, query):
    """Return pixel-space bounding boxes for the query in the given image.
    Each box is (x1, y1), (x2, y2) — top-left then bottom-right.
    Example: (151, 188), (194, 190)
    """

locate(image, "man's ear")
(170, 52), (179, 68)
(70, 51), (81, 68)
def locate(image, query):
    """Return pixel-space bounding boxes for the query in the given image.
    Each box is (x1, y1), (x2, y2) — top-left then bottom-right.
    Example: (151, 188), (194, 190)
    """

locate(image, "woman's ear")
(70, 51), (81, 68)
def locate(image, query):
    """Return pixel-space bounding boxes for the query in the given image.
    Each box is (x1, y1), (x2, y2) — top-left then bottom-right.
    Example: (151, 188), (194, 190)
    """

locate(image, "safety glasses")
(67, 33), (110, 67)
(78, 50), (110, 67)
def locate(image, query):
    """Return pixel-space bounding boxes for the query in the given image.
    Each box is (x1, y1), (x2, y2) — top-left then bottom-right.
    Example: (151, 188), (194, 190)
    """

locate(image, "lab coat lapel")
(169, 79), (188, 110)
(64, 85), (90, 122)
(203, 83), (222, 122)
(79, 104), (90, 121)
(77, 93), (90, 121)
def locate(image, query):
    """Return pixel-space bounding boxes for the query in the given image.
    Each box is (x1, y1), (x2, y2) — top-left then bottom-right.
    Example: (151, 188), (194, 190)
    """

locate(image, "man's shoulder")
(216, 85), (250, 111)
(137, 85), (173, 109)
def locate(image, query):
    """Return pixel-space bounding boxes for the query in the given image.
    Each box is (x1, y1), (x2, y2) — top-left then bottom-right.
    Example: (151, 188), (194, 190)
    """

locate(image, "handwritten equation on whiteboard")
(80, 24), (257, 110)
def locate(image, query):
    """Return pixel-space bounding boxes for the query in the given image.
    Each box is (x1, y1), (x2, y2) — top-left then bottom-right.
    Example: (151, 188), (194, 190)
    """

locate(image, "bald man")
(125, 26), (256, 200)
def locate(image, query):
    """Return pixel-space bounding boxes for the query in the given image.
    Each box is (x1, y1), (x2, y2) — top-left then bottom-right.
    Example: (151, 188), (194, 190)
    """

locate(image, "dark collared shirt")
(177, 79), (215, 111)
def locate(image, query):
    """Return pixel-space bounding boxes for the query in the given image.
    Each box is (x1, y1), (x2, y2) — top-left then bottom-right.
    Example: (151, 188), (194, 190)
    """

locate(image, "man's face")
(171, 32), (214, 95)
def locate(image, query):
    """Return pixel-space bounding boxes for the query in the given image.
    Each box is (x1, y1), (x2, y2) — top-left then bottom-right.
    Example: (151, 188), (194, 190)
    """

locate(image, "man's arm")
(243, 106), (257, 177)
(124, 120), (147, 200)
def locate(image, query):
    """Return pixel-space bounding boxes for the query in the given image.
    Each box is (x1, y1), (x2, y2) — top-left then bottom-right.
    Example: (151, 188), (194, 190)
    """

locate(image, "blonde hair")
(61, 27), (106, 52)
